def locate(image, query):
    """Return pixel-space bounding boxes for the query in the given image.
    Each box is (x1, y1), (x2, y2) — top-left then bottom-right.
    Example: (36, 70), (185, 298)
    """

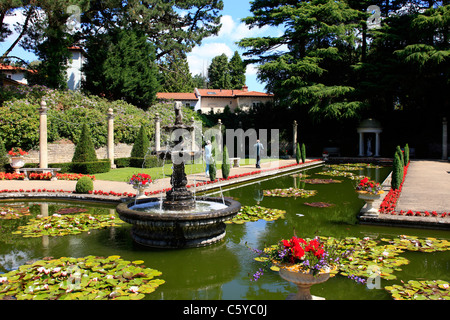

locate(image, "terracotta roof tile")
(157, 92), (198, 100)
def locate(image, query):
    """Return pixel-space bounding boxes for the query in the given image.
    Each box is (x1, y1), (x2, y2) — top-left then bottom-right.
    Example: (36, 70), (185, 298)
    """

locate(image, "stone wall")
(26, 142), (133, 164)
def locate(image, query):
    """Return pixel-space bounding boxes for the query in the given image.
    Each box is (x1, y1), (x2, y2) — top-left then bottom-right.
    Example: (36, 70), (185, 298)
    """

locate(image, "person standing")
(205, 140), (212, 177)
(254, 139), (264, 168)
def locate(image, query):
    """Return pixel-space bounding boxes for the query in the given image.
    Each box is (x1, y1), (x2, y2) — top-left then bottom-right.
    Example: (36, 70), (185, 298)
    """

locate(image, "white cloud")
(187, 42), (233, 75)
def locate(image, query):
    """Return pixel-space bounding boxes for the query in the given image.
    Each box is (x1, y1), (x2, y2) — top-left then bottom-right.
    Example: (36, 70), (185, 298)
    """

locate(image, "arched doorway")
(357, 118), (382, 157)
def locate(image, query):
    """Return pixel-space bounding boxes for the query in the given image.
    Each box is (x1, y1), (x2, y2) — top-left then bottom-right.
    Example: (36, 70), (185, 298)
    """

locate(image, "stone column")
(191, 116), (196, 152)
(443, 117), (448, 160)
(39, 100), (48, 168)
(155, 113), (161, 152)
(107, 108), (115, 168)
(293, 120), (298, 156)
(359, 132), (364, 156)
(375, 132), (380, 157)
(218, 119), (222, 153)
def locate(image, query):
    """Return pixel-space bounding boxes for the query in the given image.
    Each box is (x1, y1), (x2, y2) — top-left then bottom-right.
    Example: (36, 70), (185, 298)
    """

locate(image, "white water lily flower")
(0, 277), (7, 283)
(129, 286), (139, 293)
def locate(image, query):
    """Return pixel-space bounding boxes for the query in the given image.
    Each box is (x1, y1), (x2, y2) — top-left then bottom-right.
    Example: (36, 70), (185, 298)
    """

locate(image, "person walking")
(254, 139), (264, 168)
(205, 140), (212, 177)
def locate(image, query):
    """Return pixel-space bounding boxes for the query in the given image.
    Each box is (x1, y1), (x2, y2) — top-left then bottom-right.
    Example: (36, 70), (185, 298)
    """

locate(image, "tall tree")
(229, 50), (246, 89)
(103, 29), (160, 109)
(159, 50), (194, 92)
(239, 0), (364, 121)
(208, 53), (231, 89)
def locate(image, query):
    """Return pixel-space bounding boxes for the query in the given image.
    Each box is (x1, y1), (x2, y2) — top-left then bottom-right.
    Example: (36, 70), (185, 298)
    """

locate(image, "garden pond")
(1, 163), (449, 300)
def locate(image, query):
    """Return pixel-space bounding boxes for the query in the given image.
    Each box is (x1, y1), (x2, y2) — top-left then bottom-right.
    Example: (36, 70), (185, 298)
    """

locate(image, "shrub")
(72, 123), (98, 163)
(75, 176), (94, 193)
(391, 151), (403, 190)
(209, 148), (216, 181)
(396, 145), (404, 167)
(295, 143), (301, 164)
(71, 160), (111, 174)
(301, 143), (306, 163)
(0, 139), (9, 171)
(131, 126), (150, 159)
(404, 143), (410, 166)
(222, 145), (230, 179)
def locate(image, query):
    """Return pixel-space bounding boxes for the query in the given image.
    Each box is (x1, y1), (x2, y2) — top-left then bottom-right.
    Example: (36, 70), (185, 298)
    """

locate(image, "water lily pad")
(226, 206), (286, 224)
(263, 188), (317, 198)
(0, 206), (30, 220)
(13, 213), (125, 237)
(302, 179), (342, 184)
(304, 202), (335, 208)
(385, 280), (450, 300)
(317, 170), (354, 177)
(0, 256), (165, 300)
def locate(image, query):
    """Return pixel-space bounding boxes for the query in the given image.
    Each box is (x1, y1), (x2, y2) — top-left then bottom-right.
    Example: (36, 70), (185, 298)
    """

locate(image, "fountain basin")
(116, 197), (241, 248)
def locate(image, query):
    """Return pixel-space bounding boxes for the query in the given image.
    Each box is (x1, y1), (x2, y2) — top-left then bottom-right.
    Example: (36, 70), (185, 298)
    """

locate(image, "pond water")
(1, 164), (449, 300)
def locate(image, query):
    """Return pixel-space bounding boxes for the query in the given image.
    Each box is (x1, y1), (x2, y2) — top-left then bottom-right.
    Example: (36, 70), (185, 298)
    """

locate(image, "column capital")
(39, 100), (47, 114)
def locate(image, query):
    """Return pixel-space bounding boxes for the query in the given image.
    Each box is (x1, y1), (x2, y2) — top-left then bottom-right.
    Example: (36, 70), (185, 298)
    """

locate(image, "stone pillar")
(293, 120), (298, 156)
(155, 113), (161, 152)
(375, 132), (380, 157)
(359, 132), (364, 156)
(107, 108), (115, 168)
(191, 116), (196, 152)
(39, 100), (48, 168)
(443, 117), (448, 160)
(218, 119), (222, 153)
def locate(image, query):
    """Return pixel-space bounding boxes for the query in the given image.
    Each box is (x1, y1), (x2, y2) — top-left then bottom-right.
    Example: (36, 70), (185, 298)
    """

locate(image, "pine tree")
(222, 145), (231, 179)
(160, 50), (194, 92)
(208, 53), (231, 89)
(229, 51), (246, 90)
(391, 151), (402, 190)
(103, 29), (160, 109)
(72, 124), (98, 163)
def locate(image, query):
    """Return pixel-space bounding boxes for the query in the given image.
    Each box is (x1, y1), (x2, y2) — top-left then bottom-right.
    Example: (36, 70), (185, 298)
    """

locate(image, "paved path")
(396, 160), (450, 213)
(0, 159), (321, 199)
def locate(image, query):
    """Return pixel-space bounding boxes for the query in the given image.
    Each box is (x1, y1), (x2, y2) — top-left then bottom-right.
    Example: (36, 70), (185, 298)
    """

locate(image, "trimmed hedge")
(115, 155), (167, 168)
(71, 160), (111, 174)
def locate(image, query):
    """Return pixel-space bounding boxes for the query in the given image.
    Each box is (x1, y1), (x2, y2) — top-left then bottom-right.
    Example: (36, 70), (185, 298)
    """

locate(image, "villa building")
(157, 85), (274, 113)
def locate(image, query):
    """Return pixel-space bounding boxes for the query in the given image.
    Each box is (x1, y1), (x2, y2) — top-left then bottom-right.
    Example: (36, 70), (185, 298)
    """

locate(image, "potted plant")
(128, 173), (153, 198)
(250, 235), (340, 300)
(8, 147), (28, 173)
(356, 177), (384, 215)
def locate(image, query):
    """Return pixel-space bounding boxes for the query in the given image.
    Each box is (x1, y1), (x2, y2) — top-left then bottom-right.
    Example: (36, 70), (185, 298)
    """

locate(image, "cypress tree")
(404, 144), (410, 166)
(222, 145), (231, 179)
(131, 126), (150, 158)
(295, 143), (301, 164)
(72, 124), (98, 163)
(0, 139), (9, 171)
(396, 145), (404, 167)
(301, 143), (306, 163)
(391, 151), (403, 190)
(209, 147), (216, 181)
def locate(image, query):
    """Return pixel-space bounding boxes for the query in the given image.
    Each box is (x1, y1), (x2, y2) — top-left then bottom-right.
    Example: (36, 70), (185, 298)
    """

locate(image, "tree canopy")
(239, 0), (449, 122)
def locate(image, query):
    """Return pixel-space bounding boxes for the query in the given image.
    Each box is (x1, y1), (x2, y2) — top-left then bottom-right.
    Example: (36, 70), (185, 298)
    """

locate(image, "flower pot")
(357, 191), (383, 216)
(10, 157), (25, 174)
(278, 266), (332, 300)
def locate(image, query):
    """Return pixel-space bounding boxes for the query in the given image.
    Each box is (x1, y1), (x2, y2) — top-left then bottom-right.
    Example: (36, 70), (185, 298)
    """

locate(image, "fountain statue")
(116, 102), (241, 248)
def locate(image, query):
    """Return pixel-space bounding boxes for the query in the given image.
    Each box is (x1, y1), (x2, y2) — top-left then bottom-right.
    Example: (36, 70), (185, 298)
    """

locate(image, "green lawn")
(93, 158), (279, 182)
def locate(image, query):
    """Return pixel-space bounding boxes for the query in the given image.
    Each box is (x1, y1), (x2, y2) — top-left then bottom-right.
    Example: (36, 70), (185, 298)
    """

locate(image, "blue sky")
(1, 1), (274, 92)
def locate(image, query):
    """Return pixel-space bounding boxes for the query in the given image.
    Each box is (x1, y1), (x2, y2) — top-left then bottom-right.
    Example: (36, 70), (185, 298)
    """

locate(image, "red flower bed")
(378, 163), (448, 218)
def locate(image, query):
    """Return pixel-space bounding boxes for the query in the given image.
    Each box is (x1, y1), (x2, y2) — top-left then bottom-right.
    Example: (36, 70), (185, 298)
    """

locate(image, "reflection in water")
(0, 165), (450, 300)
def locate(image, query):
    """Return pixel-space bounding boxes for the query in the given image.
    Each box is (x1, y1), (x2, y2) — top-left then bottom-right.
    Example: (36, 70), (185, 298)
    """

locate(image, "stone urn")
(133, 185), (149, 199)
(10, 157), (25, 174)
(357, 191), (383, 216)
(278, 266), (334, 300)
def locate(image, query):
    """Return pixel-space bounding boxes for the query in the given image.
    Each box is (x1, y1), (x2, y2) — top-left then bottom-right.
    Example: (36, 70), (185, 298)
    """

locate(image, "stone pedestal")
(39, 100), (48, 168)
(107, 108), (116, 168)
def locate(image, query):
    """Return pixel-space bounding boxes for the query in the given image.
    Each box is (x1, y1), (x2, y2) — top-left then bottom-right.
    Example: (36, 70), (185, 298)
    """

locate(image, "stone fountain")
(116, 102), (241, 248)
